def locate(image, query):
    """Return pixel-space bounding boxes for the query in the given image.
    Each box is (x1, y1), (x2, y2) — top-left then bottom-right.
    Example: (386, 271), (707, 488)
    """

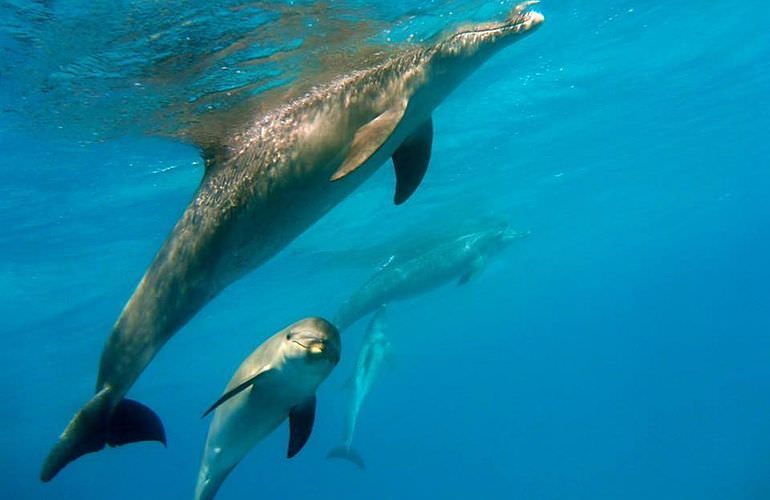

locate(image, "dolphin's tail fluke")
(41, 388), (166, 482)
(327, 446), (366, 469)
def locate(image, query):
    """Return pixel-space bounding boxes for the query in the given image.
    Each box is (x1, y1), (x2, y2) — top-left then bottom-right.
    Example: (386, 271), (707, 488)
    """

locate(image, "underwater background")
(2, 0), (769, 498)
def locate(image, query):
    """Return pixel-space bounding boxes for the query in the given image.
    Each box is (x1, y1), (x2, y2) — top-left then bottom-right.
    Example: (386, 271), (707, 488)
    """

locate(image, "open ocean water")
(2, 0), (769, 499)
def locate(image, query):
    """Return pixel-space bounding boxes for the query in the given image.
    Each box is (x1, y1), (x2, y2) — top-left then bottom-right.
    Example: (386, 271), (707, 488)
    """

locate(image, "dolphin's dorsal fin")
(287, 395), (317, 458)
(330, 98), (408, 181)
(200, 144), (229, 173)
(201, 367), (272, 418)
(392, 117), (433, 205)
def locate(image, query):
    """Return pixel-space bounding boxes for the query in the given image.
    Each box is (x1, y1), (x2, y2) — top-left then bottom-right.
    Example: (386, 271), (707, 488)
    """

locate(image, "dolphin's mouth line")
(463, 17), (535, 36)
(293, 339), (329, 354)
(453, 2), (542, 38)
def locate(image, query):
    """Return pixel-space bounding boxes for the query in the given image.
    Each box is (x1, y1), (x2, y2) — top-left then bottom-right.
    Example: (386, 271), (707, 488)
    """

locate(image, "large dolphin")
(328, 306), (391, 469)
(335, 226), (528, 330)
(195, 318), (340, 500)
(41, 2), (544, 481)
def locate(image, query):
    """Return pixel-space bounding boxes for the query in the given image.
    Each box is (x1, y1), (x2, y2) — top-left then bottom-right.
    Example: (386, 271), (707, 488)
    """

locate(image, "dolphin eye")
(286, 333), (292, 340)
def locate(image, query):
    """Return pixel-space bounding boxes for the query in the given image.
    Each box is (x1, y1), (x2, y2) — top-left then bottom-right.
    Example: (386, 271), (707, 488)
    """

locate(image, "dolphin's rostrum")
(41, 2), (544, 481)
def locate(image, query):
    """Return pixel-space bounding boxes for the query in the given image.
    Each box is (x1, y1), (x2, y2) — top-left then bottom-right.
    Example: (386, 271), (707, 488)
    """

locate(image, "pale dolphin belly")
(195, 390), (285, 500)
(195, 377), (306, 500)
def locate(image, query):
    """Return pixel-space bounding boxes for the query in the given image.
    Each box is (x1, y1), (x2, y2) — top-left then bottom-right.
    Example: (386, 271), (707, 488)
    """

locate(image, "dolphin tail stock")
(332, 303), (357, 332)
(327, 446), (366, 469)
(40, 388), (166, 482)
(194, 464), (236, 500)
(334, 301), (386, 333)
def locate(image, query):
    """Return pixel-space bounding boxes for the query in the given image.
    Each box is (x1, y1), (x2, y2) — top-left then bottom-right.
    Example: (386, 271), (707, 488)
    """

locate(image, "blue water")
(2, 0), (769, 498)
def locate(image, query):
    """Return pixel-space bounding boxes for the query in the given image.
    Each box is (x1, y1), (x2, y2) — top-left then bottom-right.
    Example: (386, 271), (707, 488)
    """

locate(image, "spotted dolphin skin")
(194, 318), (340, 500)
(328, 306), (391, 469)
(41, 2), (544, 481)
(335, 226), (528, 330)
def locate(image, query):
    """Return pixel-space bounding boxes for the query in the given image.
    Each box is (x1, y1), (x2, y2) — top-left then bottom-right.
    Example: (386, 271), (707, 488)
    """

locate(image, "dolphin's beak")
(438, 1), (544, 57)
(507, 3), (544, 33)
(508, 2), (544, 22)
(294, 339), (326, 354)
(502, 228), (530, 242)
(490, 2), (546, 42)
(524, 10), (545, 29)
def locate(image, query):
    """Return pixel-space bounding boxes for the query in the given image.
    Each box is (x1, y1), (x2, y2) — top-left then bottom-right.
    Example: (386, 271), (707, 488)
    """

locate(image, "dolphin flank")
(41, 2), (544, 481)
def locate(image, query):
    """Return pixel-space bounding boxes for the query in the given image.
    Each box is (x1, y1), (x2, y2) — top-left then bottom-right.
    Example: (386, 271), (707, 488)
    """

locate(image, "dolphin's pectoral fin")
(330, 99), (408, 181)
(458, 256), (485, 286)
(200, 144), (228, 173)
(457, 272), (474, 285)
(287, 395), (316, 458)
(392, 117), (433, 205)
(201, 369), (272, 418)
(106, 399), (167, 447)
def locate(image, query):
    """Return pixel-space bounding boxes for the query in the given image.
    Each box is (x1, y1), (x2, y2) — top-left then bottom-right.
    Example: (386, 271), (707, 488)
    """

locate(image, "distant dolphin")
(41, 2), (544, 481)
(195, 318), (340, 500)
(328, 306), (391, 469)
(335, 226), (528, 330)
(292, 212), (511, 271)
